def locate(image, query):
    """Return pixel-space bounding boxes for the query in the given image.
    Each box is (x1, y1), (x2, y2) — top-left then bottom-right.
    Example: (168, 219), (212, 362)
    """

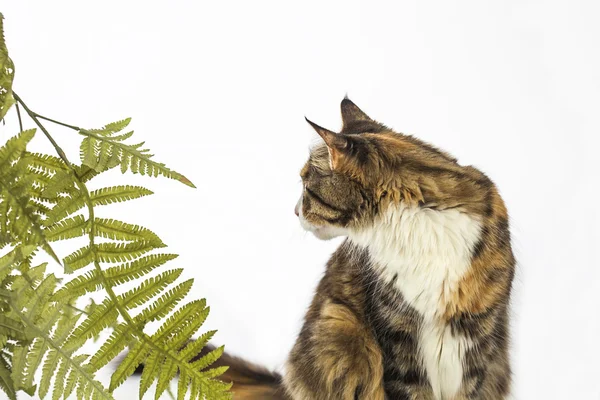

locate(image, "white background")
(2, 1), (600, 399)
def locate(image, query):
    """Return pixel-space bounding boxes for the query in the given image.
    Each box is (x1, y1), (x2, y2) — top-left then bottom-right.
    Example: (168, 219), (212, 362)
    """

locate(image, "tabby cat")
(198, 98), (514, 399)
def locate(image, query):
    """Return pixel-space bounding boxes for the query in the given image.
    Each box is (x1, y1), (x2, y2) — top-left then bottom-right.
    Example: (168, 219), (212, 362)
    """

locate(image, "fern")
(0, 14), (14, 121)
(79, 119), (196, 188)
(0, 130), (60, 263)
(0, 12), (232, 400)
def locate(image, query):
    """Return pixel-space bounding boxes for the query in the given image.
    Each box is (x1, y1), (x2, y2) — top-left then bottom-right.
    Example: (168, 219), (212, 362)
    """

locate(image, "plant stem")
(13, 92), (72, 167)
(15, 102), (23, 132)
(35, 113), (81, 131)
(65, 303), (90, 316)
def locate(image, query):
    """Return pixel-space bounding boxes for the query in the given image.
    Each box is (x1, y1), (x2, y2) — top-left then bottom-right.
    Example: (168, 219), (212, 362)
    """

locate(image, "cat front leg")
(283, 300), (385, 400)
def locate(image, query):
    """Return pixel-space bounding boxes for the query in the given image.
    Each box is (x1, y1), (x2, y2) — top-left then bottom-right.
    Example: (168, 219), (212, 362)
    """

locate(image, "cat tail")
(129, 344), (288, 399)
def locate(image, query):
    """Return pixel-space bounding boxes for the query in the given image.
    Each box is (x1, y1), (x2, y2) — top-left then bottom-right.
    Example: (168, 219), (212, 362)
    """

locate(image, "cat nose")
(294, 206), (299, 217)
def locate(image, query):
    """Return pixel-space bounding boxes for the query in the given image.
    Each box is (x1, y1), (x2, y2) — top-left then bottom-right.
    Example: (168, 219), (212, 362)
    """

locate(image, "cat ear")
(340, 97), (373, 127)
(305, 117), (348, 170)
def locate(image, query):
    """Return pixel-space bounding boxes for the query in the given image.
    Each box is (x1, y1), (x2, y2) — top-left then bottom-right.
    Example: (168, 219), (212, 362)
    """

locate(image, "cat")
(172, 98), (515, 400)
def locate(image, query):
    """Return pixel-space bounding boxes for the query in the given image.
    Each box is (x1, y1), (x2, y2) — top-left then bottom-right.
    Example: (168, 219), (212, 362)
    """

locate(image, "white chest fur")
(350, 204), (482, 400)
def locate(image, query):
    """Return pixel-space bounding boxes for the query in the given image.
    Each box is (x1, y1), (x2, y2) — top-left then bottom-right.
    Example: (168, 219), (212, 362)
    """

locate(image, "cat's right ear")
(305, 117), (349, 170)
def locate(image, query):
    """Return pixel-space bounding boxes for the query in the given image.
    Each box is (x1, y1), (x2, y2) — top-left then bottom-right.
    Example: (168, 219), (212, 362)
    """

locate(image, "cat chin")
(298, 206), (348, 240)
(311, 227), (346, 241)
(300, 219), (348, 240)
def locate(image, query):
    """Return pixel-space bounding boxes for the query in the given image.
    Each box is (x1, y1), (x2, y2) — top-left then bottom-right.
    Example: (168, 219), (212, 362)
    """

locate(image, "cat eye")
(381, 190), (388, 198)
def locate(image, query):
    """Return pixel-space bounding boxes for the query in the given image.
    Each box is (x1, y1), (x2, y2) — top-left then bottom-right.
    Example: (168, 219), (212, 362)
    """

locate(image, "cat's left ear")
(340, 97), (373, 127)
(305, 117), (349, 170)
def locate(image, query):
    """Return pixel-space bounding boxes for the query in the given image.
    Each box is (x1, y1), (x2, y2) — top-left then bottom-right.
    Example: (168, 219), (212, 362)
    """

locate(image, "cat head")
(296, 98), (491, 240)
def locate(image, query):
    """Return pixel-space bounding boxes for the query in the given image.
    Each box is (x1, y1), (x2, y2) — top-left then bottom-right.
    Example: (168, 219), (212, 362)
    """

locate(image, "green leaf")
(18, 338), (48, 391)
(78, 127), (196, 187)
(46, 215), (88, 242)
(87, 118), (131, 136)
(63, 354), (86, 399)
(179, 330), (217, 363)
(0, 129), (35, 174)
(67, 299), (120, 345)
(109, 341), (150, 392)
(0, 245), (36, 274)
(90, 185), (153, 206)
(94, 218), (163, 246)
(0, 314), (26, 340)
(96, 241), (162, 264)
(133, 279), (194, 326)
(0, 356), (16, 400)
(45, 190), (85, 226)
(138, 350), (161, 399)
(52, 358), (68, 400)
(119, 269), (183, 310)
(154, 353), (177, 400)
(152, 300), (208, 348)
(87, 325), (132, 372)
(40, 170), (76, 199)
(0, 130), (59, 262)
(0, 13), (15, 121)
(63, 245), (94, 273)
(191, 345), (224, 371)
(53, 253), (178, 301)
(39, 349), (60, 399)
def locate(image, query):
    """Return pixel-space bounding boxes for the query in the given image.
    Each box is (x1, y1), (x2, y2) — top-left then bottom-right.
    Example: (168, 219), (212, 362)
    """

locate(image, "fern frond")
(151, 300), (209, 348)
(118, 269), (183, 310)
(53, 253), (178, 302)
(179, 329), (217, 363)
(154, 353), (178, 400)
(7, 273), (114, 400)
(131, 279), (194, 325)
(95, 218), (163, 246)
(0, 355), (16, 400)
(0, 131), (60, 262)
(96, 241), (163, 263)
(37, 311), (82, 399)
(51, 357), (68, 400)
(44, 190), (85, 227)
(191, 346), (225, 372)
(45, 184), (146, 229)
(9, 343), (32, 394)
(0, 13), (15, 121)
(63, 273), (191, 366)
(63, 354), (88, 399)
(90, 185), (153, 206)
(22, 152), (66, 175)
(0, 314), (26, 340)
(72, 164), (102, 183)
(45, 215), (88, 242)
(62, 245), (94, 273)
(114, 295), (231, 400)
(138, 350), (160, 399)
(0, 130), (34, 174)
(0, 245), (36, 277)
(86, 324), (133, 373)
(109, 341), (150, 393)
(66, 268), (183, 347)
(0, 79), (226, 399)
(65, 299), (119, 350)
(78, 125), (196, 187)
(87, 118), (132, 136)
(63, 240), (163, 272)
(39, 170), (76, 200)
